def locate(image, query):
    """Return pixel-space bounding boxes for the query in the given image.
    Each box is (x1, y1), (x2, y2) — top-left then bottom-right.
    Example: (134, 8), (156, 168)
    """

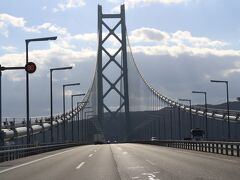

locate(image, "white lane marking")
(123, 151), (128, 155)
(76, 162), (85, 169)
(142, 173), (160, 180)
(132, 177), (140, 179)
(175, 149), (239, 163)
(0, 147), (78, 174)
(145, 159), (156, 165)
(128, 166), (144, 169)
(88, 154), (93, 157)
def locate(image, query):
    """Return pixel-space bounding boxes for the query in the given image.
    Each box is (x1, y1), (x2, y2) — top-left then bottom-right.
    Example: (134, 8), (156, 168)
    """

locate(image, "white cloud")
(24, 23), (69, 35)
(223, 69), (240, 77)
(1, 45), (17, 52)
(0, 44), (96, 69)
(131, 44), (240, 57)
(0, 14), (69, 38)
(107, 0), (123, 4)
(172, 31), (226, 48)
(127, 28), (231, 57)
(0, 13), (25, 27)
(129, 27), (170, 43)
(223, 61), (240, 77)
(128, 28), (226, 48)
(70, 33), (97, 41)
(0, 13), (26, 37)
(110, 0), (190, 11)
(53, 0), (86, 12)
(0, 43), (96, 82)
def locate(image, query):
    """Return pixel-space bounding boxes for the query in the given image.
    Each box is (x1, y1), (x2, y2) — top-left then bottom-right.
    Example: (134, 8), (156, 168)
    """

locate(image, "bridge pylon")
(97, 5), (130, 141)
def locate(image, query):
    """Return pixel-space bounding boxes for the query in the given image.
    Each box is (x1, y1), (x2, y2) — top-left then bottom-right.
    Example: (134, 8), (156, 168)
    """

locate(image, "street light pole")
(50, 66), (72, 143)
(210, 80), (231, 140)
(178, 105), (181, 140)
(82, 106), (91, 143)
(26, 36), (57, 144)
(192, 91), (208, 139)
(84, 110), (94, 143)
(170, 106), (173, 140)
(0, 68), (2, 146)
(62, 83), (80, 142)
(71, 93), (85, 142)
(0, 64), (35, 146)
(179, 98), (192, 136)
(77, 101), (88, 143)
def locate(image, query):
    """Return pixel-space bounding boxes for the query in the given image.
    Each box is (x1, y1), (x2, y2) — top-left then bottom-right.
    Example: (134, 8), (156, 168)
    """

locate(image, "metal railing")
(0, 143), (80, 162)
(135, 140), (240, 157)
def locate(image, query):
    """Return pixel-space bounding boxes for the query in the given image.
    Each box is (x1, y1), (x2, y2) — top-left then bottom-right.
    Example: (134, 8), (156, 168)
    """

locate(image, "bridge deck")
(0, 144), (239, 180)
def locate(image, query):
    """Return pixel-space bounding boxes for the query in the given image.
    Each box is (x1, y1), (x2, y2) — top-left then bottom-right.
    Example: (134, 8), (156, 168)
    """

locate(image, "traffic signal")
(25, 62), (36, 73)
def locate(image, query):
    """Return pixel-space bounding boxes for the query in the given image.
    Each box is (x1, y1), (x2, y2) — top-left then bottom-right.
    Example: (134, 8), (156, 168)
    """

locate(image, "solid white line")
(0, 147), (78, 174)
(76, 162), (85, 169)
(174, 149), (239, 163)
(88, 154), (93, 157)
(145, 159), (156, 165)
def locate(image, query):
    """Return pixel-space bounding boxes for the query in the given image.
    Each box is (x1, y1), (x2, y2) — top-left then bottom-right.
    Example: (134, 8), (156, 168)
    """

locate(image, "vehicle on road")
(93, 133), (105, 144)
(191, 128), (205, 141)
(150, 137), (158, 141)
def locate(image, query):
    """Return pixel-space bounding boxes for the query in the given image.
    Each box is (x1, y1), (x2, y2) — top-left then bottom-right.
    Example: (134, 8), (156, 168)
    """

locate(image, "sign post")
(0, 62), (37, 145)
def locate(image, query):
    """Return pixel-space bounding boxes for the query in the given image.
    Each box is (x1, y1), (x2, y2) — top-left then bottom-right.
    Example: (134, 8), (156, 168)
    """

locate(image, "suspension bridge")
(0, 5), (240, 180)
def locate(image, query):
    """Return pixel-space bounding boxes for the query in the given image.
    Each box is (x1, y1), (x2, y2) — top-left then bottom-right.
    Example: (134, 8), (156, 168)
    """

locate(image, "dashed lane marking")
(88, 154), (93, 157)
(76, 162), (85, 169)
(0, 147), (78, 174)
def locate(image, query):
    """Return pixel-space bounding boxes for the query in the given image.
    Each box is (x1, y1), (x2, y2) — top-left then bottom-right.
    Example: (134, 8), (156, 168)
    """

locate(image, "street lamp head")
(192, 91), (206, 94)
(84, 107), (92, 109)
(72, 93), (86, 98)
(26, 36), (57, 43)
(63, 83), (80, 87)
(51, 66), (73, 71)
(210, 79), (228, 83)
(48, 36), (57, 41)
(179, 98), (191, 102)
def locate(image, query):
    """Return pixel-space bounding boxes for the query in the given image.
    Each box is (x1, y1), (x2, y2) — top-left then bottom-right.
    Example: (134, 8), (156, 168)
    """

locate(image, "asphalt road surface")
(0, 143), (239, 180)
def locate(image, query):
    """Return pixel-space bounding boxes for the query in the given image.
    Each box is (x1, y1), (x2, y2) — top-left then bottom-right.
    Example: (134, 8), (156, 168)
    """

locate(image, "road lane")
(0, 143), (239, 180)
(73, 144), (121, 180)
(0, 145), (101, 180)
(111, 143), (240, 180)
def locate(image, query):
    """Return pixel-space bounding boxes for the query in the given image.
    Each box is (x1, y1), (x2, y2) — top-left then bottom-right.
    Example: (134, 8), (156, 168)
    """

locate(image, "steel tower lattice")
(97, 5), (130, 140)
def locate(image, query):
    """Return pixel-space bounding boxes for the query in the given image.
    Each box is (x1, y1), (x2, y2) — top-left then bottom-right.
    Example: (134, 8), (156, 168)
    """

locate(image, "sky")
(1, 0), (240, 118)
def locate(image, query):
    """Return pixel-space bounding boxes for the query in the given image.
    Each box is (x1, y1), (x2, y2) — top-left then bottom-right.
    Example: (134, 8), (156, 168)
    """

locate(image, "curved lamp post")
(210, 80), (230, 140)
(179, 98), (192, 137)
(71, 93), (85, 142)
(50, 66), (72, 143)
(192, 91), (208, 139)
(62, 83), (80, 142)
(26, 36), (57, 144)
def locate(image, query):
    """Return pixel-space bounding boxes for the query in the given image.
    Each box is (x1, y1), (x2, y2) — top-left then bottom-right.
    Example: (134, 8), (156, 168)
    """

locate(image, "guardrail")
(136, 140), (240, 157)
(0, 143), (80, 162)
(1, 108), (85, 142)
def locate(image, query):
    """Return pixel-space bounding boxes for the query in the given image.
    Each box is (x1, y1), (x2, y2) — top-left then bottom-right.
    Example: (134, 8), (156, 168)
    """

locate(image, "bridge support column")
(97, 5), (130, 141)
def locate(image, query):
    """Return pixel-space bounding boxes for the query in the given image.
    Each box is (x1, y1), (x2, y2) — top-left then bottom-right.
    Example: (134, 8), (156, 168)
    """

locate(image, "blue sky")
(1, 0), (240, 117)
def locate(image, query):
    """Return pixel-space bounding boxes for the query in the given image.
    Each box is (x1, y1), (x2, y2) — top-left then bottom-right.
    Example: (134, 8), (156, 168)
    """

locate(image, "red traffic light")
(25, 62), (36, 73)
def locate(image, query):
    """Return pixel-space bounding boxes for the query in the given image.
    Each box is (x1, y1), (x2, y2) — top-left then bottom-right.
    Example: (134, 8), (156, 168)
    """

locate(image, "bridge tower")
(97, 5), (130, 140)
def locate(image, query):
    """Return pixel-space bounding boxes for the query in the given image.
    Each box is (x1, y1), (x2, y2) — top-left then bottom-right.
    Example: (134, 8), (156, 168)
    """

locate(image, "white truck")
(93, 133), (105, 144)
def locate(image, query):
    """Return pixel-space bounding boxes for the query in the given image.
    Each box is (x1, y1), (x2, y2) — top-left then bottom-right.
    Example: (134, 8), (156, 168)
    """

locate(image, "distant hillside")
(197, 101), (240, 111)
